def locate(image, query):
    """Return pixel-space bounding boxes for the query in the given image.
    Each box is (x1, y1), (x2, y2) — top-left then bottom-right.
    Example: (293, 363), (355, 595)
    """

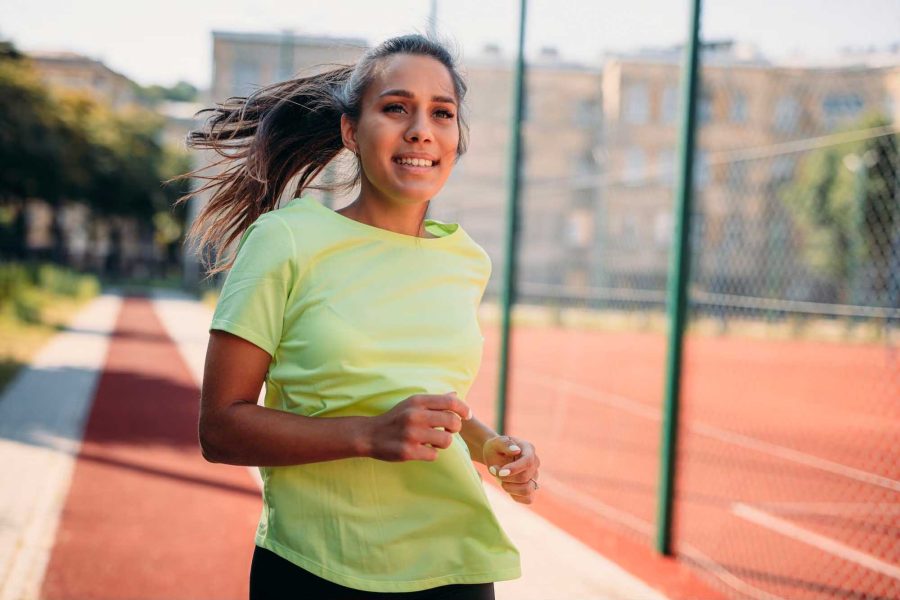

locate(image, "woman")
(179, 34), (541, 599)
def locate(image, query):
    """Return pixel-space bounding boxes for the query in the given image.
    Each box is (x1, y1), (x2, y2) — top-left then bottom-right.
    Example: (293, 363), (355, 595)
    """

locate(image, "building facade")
(28, 51), (138, 108)
(205, 32), (899, 304)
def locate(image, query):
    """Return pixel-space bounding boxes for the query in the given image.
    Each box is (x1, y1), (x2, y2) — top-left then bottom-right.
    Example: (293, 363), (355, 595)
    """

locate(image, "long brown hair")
(172, 33), (469, 274)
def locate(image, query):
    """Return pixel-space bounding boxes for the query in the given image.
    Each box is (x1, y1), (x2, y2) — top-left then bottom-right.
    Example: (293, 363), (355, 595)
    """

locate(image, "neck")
(338, 181), (433, 238)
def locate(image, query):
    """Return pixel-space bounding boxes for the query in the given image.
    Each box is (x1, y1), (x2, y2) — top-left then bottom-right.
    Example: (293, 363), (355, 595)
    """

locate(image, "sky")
(1, 0), (898, 88)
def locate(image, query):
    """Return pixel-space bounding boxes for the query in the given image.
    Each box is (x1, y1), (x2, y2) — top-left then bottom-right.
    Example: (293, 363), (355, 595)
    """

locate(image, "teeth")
(395, 157), (434, 167)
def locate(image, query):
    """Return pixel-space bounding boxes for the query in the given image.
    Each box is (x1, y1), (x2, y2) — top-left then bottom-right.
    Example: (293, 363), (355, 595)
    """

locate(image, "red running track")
(41, 298), (261, 600)
(467, 324), (900, 600)
(38, 296), (712, 599)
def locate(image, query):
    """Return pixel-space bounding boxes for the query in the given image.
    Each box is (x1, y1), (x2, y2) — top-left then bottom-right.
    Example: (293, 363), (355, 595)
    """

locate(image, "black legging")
(250, 545), (496, 600)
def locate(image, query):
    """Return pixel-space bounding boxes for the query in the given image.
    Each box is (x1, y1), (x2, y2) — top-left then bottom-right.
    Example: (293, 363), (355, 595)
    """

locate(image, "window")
(575, 150), (597, 178)
(884, 94), (895, 120)
(821, 93), (864, 128)
(727, 161), (747, 189)
(730, 92), (748, 123)
(565, 209), (594, 248)
(622, 213), (639, 246)
(624, 83), (649, 124)
(771, 155), (796, 182)
(624, 147), (646, 184)
(661, 85), (678, 125)
(698, 90), (713, 124)
(654, 210), (673, 248)
(658, 148), (676, 185)
(575, 98), (601, 126)
(774, 95), (801, 133)
(233, 59), (260, 96)
(521, 87), (532, 122)
(277, 58), (295, 81)
(719, 213), (744, 250)
(694, 150), (710, 187)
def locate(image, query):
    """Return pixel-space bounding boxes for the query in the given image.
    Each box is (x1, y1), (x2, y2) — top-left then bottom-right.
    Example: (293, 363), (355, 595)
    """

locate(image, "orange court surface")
(471, 319), (899, 599)
(33, 297), (900, 599)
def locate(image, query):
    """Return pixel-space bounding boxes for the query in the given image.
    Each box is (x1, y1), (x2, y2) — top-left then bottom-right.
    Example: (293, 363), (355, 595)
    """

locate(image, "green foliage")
(53, 90), (172, 217)
(0, 57), (71, 202)
(133, 80), (198, 106)
(0, 262), (99, 323)
(781, 113), (899, 299)
(0, 43), (194, 227)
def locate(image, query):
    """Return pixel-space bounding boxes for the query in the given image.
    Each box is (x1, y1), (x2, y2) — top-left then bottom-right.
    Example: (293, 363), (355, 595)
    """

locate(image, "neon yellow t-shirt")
(209, 195), (521, 592)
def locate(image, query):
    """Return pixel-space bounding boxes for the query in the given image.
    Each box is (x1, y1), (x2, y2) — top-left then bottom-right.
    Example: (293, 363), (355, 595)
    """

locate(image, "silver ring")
(529, 478), (539, 490)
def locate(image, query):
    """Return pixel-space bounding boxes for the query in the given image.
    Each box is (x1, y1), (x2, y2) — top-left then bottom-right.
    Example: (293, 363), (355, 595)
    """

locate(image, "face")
(341, 54), (460, 207)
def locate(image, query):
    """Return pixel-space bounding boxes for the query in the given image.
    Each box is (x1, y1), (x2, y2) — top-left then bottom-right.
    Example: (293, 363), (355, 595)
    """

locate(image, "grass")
(0, 263), (100, 395)
(202, 289), (218, 311)
(477, 302), (898, 345)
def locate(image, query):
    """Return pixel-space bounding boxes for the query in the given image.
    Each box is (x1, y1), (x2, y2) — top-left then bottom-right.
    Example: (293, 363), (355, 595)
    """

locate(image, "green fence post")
(656, 0), (703, 556)
(495, 0), (528, 436)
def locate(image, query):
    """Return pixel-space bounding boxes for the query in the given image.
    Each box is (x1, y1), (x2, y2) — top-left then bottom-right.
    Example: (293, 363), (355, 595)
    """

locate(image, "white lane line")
(150, 293), (267, 491)
(537, 474), (655, 537)
(677, 541), (788, 600)
(0, 294), (122, 600)
(755, 501), (900, 516)
(732, 503), (900, 580)
(155, 297), (671, 600)
(522, 372), (900, 494)
(690, 423), (900, 495)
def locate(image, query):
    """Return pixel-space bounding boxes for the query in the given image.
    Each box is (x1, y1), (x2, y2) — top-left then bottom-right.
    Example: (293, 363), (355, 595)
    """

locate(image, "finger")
(421, 392), (473, 421)
(501, 480), (536, 497)
(421, 428), (453, 450)
(487, 436), (523, 457)
(497, 453), (537, 475)
(428, 410), (463, 434)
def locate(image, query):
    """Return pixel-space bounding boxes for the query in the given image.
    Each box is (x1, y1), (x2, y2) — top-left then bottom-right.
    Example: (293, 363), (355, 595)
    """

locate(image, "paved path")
(1, 292), (669, 600)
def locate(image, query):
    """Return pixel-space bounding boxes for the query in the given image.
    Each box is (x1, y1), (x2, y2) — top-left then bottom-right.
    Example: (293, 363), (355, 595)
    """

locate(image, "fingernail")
(508, 444), (521, 452)
(499, 468), (511, 477)
(489, 466), (497, 476)
(467, 407), (473, 420)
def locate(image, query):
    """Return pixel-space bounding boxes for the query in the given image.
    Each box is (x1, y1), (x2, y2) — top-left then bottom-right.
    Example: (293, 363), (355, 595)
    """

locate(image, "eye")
(384, 103), (406, 114)
(434, 109), (455, 119)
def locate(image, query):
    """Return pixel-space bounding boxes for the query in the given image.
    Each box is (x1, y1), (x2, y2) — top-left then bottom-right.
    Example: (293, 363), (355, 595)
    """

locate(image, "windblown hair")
(171, 33), (469, 275)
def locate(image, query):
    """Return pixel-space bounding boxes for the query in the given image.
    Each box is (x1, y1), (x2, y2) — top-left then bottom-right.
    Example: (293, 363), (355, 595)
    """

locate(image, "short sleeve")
(209, 213), (297, 356)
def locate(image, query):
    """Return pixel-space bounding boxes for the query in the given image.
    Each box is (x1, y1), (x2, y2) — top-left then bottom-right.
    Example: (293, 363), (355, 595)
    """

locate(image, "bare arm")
(459, 416), (500, 465)
(199, 330), (373, 466)
(198, 330), (472, 467)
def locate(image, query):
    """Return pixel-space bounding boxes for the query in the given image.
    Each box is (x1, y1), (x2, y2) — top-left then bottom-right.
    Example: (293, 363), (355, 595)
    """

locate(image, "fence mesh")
(673, 6), (900, 598)
(434, 1), (900, 598)
(206, 2), (900, 595)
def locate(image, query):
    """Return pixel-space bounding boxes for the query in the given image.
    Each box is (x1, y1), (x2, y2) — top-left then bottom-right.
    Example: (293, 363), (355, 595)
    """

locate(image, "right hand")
(366, 392), (473, 462)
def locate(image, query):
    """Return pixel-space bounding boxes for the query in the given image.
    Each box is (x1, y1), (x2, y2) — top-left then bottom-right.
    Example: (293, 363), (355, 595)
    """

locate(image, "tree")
(0, 53), (70, 204)
(781, 113), (898, 305)
(0, 42), (195, 273)
(133, 80), (199, 107)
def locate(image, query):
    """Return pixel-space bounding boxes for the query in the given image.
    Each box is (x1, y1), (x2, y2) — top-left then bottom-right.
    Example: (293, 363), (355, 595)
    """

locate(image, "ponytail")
(172, 66), (353, 273)
(172, 33), (469, 275)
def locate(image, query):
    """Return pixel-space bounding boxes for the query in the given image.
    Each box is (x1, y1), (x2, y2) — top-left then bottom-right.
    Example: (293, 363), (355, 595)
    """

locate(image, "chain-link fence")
(671, 11), (900, 598)
(198, 2), (899, 595)
(434, 2), (900, 598)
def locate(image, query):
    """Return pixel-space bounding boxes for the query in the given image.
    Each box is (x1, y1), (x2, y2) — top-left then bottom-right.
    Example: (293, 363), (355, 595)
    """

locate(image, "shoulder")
(438, 221), (492, 281)
(236, 210), (296, 259)
(226, 209), (302, 284)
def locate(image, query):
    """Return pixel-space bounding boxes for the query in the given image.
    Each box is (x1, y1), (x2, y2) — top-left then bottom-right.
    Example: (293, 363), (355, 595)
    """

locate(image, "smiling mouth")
(393, 157), (439, 168)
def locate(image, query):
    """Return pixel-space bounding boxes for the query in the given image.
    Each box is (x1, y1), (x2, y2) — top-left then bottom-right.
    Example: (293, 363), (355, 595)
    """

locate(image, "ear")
(340, 114), (358, 155)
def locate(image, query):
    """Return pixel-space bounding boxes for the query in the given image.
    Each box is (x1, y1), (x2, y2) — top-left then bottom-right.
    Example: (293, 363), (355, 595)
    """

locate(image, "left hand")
(482, 434), (541, 504)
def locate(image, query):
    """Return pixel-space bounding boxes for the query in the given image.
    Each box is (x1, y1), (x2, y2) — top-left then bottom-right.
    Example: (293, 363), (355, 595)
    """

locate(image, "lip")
(393, 160), (437, 174)
(392, 153), (440, 164)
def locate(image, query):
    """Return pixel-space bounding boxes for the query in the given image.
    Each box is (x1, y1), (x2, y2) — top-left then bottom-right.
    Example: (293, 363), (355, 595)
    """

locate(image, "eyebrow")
(378, 89), (457, 106)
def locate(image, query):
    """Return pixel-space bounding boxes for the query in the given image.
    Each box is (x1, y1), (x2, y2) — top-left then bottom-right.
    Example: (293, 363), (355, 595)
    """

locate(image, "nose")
(404, 110), (433, 144)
